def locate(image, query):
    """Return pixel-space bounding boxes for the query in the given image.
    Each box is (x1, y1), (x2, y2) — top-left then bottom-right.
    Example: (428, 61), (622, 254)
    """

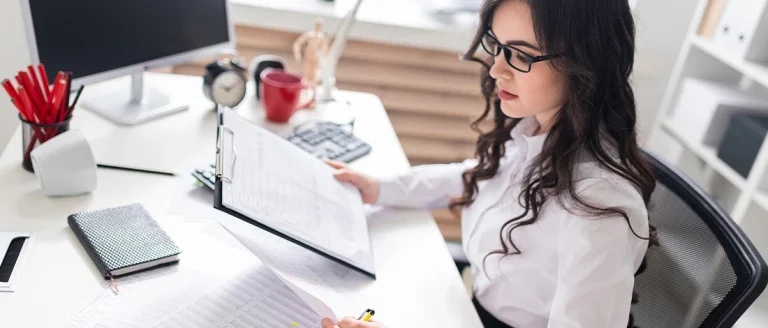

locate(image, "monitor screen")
(27, 0), (230, 81)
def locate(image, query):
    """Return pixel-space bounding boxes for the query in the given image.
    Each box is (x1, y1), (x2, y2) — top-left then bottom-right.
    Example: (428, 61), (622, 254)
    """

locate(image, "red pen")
(37, 64), (50, 98)
(15, 75), (33, 112)
(17, 80), (39, 119)
(46, 72), (65, 123)
(49, 78), (67, 123)
(28, 65), (45, 103)
(17, 71), (43, 112)
(18, 86), (36, 121)
(2, 79), (23, 109)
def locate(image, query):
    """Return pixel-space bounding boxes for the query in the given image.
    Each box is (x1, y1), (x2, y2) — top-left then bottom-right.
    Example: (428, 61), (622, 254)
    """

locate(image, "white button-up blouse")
(375, 117), (650, 328)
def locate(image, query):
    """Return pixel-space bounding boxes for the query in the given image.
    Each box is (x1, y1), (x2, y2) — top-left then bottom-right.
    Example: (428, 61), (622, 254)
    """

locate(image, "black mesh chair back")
(631, 151), (768, 327)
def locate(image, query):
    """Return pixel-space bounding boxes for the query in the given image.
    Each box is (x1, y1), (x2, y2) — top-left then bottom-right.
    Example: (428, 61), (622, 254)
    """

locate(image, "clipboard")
(212, 110), (376, 279)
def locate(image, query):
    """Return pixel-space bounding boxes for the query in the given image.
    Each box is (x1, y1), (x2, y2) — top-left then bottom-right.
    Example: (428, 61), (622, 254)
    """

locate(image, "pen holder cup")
(20, 114), (71, 173)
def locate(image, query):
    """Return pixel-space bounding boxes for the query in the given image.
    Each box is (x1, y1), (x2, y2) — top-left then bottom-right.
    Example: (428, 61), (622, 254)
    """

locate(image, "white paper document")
(220, 219), (377, 321)
(60, 224), (331, 328)
(167, 176), (380, 319)
(154, 264), (326, 328)
(218, 110), (375, 276)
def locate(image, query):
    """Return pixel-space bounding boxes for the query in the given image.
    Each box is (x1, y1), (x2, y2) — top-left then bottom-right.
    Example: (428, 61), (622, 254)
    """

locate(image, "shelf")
(691, 36), (768, 89)
(660, 120), (748, 190)
(753, 191), (768, 214)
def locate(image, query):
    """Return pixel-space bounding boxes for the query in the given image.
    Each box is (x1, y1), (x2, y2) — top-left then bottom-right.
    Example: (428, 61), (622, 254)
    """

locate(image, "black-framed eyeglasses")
(480, 30), (564, 73)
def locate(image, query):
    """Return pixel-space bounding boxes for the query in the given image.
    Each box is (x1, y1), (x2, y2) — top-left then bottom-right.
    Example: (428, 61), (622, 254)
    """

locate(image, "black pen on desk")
(97, 164), (176, 176)
(66, 85), (84, 119)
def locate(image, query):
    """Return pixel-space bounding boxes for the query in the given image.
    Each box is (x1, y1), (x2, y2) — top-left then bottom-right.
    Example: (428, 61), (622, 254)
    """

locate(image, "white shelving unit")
(646, 0), (768, 326)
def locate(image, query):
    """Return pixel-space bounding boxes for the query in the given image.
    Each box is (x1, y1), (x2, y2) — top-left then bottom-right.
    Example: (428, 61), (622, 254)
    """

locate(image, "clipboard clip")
(215, 125), (236, 183)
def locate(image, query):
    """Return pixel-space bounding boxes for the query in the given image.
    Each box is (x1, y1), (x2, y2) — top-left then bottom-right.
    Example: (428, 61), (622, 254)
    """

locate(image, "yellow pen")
(357, 308), (375, 322)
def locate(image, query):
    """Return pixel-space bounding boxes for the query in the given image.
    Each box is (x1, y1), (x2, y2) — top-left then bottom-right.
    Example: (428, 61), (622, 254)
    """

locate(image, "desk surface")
(0, 72), (482, 327)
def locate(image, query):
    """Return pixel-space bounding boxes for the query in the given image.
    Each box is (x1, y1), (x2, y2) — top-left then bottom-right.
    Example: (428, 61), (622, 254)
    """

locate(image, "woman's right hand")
(325, 159), (380, 204)
(322, 317), (386, 328)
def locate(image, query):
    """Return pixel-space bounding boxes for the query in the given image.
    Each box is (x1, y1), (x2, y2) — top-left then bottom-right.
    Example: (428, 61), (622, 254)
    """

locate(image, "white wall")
(0, 0), (31, 151)
(633, 0), (702, 145)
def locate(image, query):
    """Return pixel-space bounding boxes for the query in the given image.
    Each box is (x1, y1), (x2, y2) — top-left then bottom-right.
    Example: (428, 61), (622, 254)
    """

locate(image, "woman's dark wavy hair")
(451, 0), (658, 310)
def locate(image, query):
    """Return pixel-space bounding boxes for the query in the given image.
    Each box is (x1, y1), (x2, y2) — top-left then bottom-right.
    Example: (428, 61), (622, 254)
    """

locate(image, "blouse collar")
(510, 117), (548, 162)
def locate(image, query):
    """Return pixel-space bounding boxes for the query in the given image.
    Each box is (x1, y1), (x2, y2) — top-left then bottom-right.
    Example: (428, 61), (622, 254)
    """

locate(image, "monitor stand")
(82, 72), (188, 125)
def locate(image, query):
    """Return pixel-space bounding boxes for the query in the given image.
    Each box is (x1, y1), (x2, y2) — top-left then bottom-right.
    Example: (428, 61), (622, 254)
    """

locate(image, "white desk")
(0, 72), (482, 327)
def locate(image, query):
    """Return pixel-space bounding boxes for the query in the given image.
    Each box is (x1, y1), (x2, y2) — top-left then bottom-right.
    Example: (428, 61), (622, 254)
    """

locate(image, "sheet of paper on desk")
(60, 224), (330, 328)
(168, 176), (379, 318)
(219, 110), (374, 275)
(215, 214), (377, 317)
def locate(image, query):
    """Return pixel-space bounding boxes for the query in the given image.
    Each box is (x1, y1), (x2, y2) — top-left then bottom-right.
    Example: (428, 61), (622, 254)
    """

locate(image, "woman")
(322, 0), (655, 327)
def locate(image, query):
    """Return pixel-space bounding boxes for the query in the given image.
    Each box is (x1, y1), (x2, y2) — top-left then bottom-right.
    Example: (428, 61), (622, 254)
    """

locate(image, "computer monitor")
(21, 0), (234, 125)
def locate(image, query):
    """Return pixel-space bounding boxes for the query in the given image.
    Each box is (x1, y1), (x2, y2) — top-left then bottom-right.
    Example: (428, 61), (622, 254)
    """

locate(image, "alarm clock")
(203, 58), (248, 108)
(249, 54), (286, 100)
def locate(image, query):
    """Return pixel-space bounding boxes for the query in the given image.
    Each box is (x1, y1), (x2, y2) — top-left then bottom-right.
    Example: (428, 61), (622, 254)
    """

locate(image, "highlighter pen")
(357, 308), (375, 322)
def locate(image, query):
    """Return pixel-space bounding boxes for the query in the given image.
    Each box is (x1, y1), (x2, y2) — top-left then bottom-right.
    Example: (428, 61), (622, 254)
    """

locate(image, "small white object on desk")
(30, 129), (97, 197)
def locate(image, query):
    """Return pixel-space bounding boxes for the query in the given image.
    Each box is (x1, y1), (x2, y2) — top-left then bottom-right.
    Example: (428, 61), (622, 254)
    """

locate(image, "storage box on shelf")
(717, 114), (768, 178)
(713, 0), (768, 63)
(669, 78), (768, 149)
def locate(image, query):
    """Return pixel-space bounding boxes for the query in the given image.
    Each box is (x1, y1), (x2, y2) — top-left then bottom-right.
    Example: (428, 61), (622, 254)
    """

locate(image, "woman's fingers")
(324, 159), (347, 169)
(321, 317), (339, 328)
(333, 169), (366, 186)
(337, 316), (383, 328)
(322, 316), (384, 328)
(325, 160), (379, 204)
(326, 159), (357, 184)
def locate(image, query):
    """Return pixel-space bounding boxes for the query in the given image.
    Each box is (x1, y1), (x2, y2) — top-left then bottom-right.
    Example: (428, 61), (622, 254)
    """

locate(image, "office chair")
(447, 150), (768, 327)
(630, 150), (768, 327)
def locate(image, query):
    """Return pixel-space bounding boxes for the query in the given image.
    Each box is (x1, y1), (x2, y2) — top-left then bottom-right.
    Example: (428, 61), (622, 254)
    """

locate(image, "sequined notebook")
(68, 203), (181, 279)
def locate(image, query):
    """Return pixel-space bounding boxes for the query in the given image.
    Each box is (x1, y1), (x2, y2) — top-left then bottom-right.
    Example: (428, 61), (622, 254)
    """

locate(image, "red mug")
(260, 70), (315, 123)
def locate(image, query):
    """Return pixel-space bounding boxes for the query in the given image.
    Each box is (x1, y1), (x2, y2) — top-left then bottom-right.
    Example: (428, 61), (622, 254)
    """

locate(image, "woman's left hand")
(321, 317), (386, 328)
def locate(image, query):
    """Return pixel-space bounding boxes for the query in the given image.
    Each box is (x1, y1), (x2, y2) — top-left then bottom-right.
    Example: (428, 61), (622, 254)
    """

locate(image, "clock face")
(212, 71), (246, 107)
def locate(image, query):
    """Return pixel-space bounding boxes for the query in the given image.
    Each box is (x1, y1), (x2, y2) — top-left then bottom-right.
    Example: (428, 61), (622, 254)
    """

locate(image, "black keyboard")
(192, 122), (371, 190)
(287, 122), (372, 163)
(192, 164), (217, 190)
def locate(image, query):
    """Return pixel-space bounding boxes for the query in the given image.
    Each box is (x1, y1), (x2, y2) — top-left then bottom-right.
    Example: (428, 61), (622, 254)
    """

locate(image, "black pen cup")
(20, 114), (71, 173)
